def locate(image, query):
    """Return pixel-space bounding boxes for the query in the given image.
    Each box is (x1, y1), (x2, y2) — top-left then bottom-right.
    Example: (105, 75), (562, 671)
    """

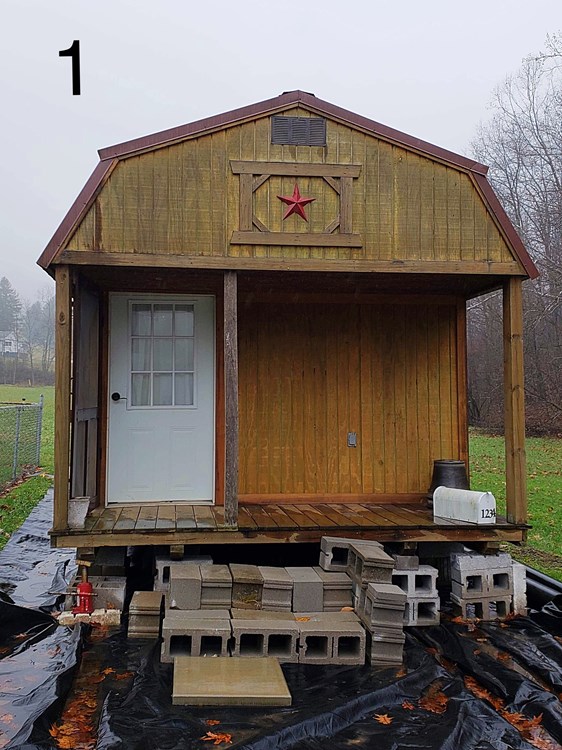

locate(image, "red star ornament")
(277, 183), (315, 222)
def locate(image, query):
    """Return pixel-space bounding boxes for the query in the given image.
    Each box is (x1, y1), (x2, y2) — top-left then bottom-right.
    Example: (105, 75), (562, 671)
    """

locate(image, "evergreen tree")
(0, 277), (21, 333)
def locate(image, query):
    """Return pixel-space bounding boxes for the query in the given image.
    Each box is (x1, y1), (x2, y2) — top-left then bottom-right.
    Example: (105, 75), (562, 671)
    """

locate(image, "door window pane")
(153, 373), (173, 405)
(131, 305), (151, 336)
(175, 338), (194, 371)
(175, 305), (194, 336)
(175, 373), (194, 405)
(131, 338), (151, 371)
(153, 304), (173, 336)
(131, 373), (151, 406)
(153, 338), (173, 371)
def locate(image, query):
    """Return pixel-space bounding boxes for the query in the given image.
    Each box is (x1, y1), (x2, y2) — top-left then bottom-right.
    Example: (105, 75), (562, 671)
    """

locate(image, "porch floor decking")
(51, 503), (528, 548)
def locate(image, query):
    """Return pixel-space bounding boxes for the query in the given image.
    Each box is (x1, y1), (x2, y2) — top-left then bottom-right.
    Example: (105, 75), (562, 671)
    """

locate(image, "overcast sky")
(1, 0), (560, 300)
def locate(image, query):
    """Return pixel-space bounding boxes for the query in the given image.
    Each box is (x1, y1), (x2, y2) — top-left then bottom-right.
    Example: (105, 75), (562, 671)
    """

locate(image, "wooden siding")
(238, 299), (462, 499)
(66, 108), (517, 269)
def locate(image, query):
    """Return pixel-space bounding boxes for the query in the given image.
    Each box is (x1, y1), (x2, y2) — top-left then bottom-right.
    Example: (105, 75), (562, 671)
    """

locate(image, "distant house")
(0, 332), (21, 358)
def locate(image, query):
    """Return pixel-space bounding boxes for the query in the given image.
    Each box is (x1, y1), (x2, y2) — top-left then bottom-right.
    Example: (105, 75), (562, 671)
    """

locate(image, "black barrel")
(427, 459), (469, 509)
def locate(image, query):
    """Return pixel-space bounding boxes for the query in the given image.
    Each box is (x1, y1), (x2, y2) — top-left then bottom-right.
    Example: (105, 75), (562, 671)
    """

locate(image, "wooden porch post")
(54, 265), (72, 531)
(503, 277), (527, 525)
(224, 270), (239, 527)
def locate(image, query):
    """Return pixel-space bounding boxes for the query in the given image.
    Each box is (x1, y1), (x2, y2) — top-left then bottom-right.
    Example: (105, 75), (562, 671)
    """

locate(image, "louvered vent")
(271, 116), (326, 146)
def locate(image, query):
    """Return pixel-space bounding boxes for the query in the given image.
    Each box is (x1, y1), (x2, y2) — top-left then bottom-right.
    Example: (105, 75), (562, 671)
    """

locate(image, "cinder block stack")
(347, 542), (395, 610)
(358, 583), (406, 666)
(258, 566), (293, 611)
(450, 552), (513, 620)
(230, 564), (263, 610)
(392, 564), (440, 627)
(128, 591), (163, 638)
(200, 565), (233, 609)
(313, 567), (353, 611)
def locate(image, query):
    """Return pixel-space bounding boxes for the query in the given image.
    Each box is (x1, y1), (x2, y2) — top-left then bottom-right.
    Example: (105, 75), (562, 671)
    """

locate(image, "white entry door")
(107, 294), (215, 504)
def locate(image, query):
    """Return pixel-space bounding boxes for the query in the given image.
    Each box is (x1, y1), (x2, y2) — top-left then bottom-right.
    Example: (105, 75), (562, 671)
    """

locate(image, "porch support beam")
(224, 270), (239, 527)
(54, 265), (72, 531)
(503, 277), (527, 525)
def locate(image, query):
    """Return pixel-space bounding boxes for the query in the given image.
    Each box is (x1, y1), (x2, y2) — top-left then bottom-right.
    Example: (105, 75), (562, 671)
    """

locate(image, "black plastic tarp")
(2, 491), (562, 750)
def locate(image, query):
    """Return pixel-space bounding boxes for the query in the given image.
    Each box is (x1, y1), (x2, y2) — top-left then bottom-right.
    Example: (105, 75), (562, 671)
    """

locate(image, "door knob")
(111, 392), (124, 402)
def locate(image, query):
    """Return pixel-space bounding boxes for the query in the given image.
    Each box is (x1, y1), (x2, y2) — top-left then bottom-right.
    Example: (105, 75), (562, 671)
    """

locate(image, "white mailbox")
(432, 486), (497, 525)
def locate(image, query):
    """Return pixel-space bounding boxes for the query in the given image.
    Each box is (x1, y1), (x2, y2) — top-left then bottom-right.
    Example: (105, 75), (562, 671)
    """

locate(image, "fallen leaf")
(0, 714), (14, 724)
(205, 720), (221, 726)
(401, 701), (415, 711)
(102, 668), (116, 676)
(419, 681), (449, 714)
(340, 606), (354, 612)
(200, 731), (233, 745)
(295, 617), (310, 622)
(374, 713), (393, 725)
(114, 672), (134, 680)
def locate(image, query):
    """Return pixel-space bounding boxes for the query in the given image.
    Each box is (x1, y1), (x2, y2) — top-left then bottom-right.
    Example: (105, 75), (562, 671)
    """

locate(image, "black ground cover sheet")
(1, 492), (562, 750)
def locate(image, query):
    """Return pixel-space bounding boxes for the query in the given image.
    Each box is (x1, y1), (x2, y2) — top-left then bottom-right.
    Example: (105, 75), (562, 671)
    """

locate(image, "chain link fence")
(0, 397), (43, 491)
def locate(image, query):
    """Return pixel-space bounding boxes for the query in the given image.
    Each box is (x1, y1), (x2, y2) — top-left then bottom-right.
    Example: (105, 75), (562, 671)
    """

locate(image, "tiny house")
(38, 91), (537, 552)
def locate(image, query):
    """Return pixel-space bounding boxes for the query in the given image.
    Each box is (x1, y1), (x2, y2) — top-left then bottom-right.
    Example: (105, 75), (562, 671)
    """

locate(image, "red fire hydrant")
(72, 565), (94, 615)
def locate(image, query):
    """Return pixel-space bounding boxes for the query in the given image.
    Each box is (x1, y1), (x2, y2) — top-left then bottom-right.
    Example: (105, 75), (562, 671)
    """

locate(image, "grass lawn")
(0, 385), (54, 550)
(470, 429), (562, 582)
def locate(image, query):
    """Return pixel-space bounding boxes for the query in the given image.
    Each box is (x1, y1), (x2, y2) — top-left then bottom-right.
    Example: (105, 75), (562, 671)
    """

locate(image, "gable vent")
(271, 116), (326, 146)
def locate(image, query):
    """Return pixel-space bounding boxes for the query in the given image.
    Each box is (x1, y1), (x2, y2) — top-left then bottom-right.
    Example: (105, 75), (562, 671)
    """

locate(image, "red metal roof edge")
(472, 173), (539, 280)
(98, 90), (489, 176)
(37, 159), (116, 270)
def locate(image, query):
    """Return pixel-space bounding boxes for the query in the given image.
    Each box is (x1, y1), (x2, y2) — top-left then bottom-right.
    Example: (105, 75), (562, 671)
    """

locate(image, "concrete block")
(295, 611), (359, 623)
(128, 613), (160, 637)
(297, 620), (366, 665)
(450, 552), (512, 574)
(403, 598), (440, 627)
(91, 609), (121, 627)
(391, 565), (438, 599)
(130, 590), (164, 614)
(230, 564), (263, 610)
(91, 547), (127, 577)
(349, 543), (394, 584)
(512, 562), (527, 616)
(319, 537), (382, 572)
(200, 565), (232, 609)
(392, 554), (420, 570)
(450, 592), (512, 621)
(313, 567), (353, 610)
(154, 554), (213, 591)
(286, 567), (323, 612)
(367, 630), (405, 666)
(161, 611), (232, 662)
(258, 566), (293, 612)
(361, 584), (406, 631)
(231, 619), (299, 662)
(169, 565), (202, 610)
(451, 567), (513, 598)
(88, 576), (127, 611)
(231, 609), (295, 621)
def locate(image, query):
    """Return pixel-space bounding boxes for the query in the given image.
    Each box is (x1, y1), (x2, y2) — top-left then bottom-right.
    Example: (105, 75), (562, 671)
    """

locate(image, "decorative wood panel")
(65, 108), (521, 272)
(238, 299), (462, 499)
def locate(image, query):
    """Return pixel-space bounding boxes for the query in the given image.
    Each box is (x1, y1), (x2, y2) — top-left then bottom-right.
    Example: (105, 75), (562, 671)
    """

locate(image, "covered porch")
(49, 500), (528, 549)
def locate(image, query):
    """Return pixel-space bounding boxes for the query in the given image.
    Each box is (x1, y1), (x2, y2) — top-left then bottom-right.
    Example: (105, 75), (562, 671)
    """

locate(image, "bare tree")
(470, 35), (562, 432)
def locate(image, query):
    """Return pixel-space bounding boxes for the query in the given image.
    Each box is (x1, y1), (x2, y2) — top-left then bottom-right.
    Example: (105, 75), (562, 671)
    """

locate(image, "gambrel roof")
(38, 90), (538, 279)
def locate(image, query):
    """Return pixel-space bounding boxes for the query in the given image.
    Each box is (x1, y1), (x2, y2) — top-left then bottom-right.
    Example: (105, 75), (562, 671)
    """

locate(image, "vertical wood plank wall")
(54, 266), (72, 530)
(238, 300), (462, 500)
